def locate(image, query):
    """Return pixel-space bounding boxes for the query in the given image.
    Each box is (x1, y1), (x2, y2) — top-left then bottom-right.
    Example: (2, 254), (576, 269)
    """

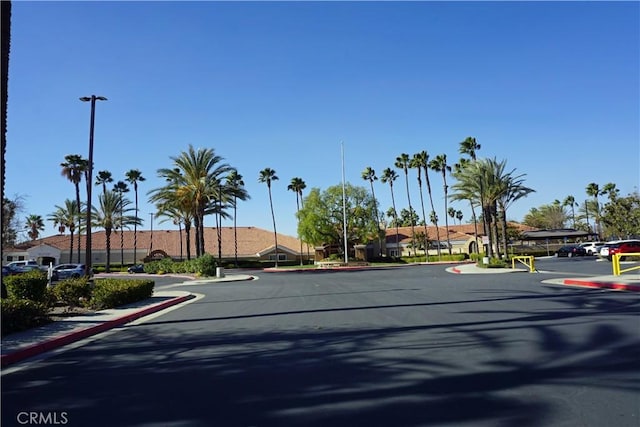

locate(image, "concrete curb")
(1, 294), (194, 367)
(561, 279), (640, 292)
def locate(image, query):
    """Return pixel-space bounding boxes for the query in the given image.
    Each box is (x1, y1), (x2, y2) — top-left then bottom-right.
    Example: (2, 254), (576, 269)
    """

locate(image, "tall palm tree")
(361, 166), (382, 256)
(395, 153), (416, 256)
(48, 199), (79, 262)
(458, 137), (483, 254)
(586, 183), (601, 237)
(380, 167), (400, 257)
(93, 190), (139, 273)
(416, 150), (442, 259)
(227, 170), (247, 268)
(563, 195), (577, 228)
(429, 154), (452, 255)
(95, 170), (113, 197)
(61, 154), (88, 263)
(113, 180), (130, 270)
(24, 214), (44, 240)
(259, 168), (279, 267)
(125, 169), (145, 263)
(154, 145), (233, 257)
(410, 154), (429, 258)
(288, 177), (307, 266)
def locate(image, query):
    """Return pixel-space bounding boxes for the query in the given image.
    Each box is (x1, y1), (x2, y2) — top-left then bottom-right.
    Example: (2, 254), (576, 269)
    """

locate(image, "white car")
(579, 242), (605, 256)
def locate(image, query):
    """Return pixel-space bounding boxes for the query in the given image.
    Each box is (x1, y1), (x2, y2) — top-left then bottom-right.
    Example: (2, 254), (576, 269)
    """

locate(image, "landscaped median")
(2, 270), (156, 337)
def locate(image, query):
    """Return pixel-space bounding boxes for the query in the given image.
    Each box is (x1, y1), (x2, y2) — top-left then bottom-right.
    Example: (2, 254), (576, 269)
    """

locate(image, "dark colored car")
(127, 264), (145, 274)
(555, 245), (587, 257)
(606, 240), (640, 261)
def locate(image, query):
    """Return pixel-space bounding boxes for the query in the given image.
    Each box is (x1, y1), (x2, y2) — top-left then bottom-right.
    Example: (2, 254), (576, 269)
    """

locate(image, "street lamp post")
(80, 95), (107, 275)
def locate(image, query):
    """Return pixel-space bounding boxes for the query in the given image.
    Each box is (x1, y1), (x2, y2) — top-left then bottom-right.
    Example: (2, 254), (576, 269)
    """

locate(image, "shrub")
(90, 278), (154, 310)
(52, 277), (93, 307)
(1, 298), (50, 336)
(194, 253), (218, 276)
(4, 270), (49, 302)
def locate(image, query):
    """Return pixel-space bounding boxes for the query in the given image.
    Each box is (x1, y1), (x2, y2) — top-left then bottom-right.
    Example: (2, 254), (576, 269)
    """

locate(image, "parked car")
(127, 264), (145, 274)
(604, 240), (640, 261)
(579, 242), (605, 256)
(5, 260), (39, 272)
(555, 245), (587, 257)
(51, 263), (87, 280)
(1, 266), (9, 277)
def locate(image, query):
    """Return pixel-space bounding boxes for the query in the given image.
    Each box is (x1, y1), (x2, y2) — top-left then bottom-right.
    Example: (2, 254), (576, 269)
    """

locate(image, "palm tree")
(227, 170), (248, 268)
(448, 207), (456, 225)
(496, 166), (535, 256)
(380, 167), (400, 257)
(113, 180), (130, 270)
(24, 214), (44, 240)
(361, 166), (382, 256)
(154, 145), (233, 257)
(563, 195), (577, 228)
(586, 183), (601, 237)
(95, 170), (113, 197)
(410, 154), (430, 259)
(150, 168), (196, 260)
(395, 153), (416, 256)
(125, 169), (145, 263)
(416, 150), (442, 259)
(61, 154), (88, 263)
(156, 202), (193, 261)
(93, 190), (139, 273)
(288, 177), (307, 266)
(48, 199), (79, 262)
(429, 154), (452, 255)
(458, 137), (483, 255)
(259, 168), (279, 267)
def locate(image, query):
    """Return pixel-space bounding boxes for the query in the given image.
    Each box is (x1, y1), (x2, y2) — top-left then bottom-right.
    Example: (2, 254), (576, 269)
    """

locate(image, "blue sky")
(5, 1), (639, 241)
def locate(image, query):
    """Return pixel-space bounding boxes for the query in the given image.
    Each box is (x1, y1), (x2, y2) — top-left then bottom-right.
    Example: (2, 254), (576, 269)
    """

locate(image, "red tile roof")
(10, 227), (312, 258)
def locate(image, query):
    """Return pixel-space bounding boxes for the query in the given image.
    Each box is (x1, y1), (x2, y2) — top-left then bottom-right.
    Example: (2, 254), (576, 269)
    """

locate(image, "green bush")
(4, 270), (49, 302)
(52, 277), (93, 307)
(90, 278), (154, 310)
(1, 298), (50, 336)
(194, 253), (218, 276)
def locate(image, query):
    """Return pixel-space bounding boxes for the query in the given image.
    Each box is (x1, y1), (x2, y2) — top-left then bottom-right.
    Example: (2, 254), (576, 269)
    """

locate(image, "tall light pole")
(80, 95), (107, 275)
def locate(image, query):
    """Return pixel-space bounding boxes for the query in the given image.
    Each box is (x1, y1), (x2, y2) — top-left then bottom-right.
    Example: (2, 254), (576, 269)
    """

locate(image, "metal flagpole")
(341, 142), (348, 264)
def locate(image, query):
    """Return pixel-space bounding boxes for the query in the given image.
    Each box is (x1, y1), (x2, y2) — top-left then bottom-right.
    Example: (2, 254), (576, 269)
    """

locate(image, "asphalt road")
(2, 263), (639, 427)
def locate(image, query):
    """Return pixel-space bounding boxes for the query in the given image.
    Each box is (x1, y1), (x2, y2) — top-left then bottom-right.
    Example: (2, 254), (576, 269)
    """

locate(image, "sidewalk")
(1, 274), (255, 368)
(449, 262), (640, 292)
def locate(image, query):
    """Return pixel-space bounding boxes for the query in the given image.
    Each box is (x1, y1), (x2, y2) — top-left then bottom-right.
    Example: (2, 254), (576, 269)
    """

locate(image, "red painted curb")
(562, 279), (640, 292)
(452, 267), (462, 274)
(1, 294), (193, 367)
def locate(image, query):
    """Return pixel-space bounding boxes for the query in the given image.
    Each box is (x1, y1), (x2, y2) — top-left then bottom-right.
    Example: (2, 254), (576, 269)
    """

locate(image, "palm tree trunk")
(193, 214), (201, 258)
(501, 206), (509, 257)
(105, 229), (112, 273)
(233, 196), (238, 268)
(185, 222), (192, 261)
(268, 186), (279, 267)
(417, 180), (429, 260)
(133, 190), (138, 263)
(68, 230), (74, 263)
(470, 201), (480, 255)
(75, 183), (82, 263)
(390, 190), (400, 258)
